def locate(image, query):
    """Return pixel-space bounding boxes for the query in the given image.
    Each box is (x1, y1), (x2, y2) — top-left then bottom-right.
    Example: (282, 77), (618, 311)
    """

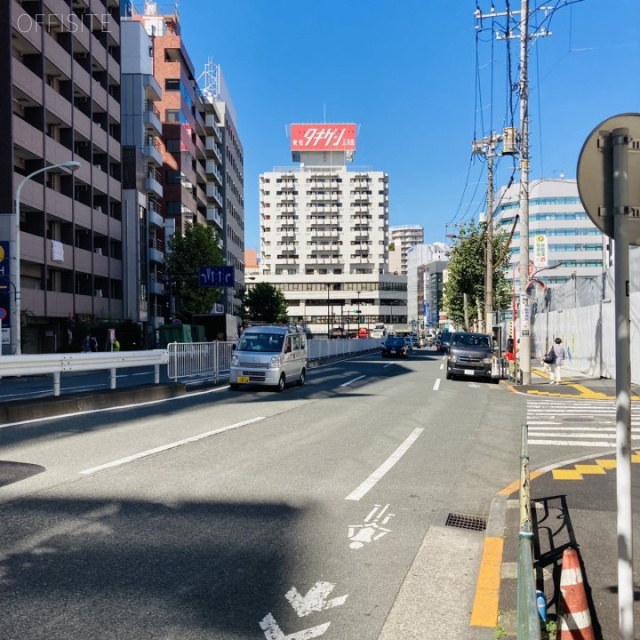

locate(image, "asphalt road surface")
(1, 348), (530, 639)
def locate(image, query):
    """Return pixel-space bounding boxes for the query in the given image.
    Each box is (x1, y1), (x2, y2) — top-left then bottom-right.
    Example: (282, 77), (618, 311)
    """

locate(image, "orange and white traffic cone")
(559, 547), (595, 640)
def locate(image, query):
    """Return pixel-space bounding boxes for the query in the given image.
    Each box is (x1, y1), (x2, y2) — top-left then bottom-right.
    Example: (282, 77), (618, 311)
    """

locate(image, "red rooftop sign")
(290, 123), (357, 152)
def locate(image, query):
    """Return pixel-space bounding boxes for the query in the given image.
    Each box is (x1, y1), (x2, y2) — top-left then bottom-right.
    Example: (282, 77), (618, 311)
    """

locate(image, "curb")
(0, 383), (188, 425)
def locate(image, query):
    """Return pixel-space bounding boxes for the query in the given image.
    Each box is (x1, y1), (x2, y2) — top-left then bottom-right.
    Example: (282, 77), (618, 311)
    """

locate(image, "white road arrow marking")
(285, 582), (348, 617)
(259, 613), (330, 640)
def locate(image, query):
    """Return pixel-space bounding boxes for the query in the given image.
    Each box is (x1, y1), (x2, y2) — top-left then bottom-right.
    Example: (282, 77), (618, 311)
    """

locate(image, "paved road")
(0, 348), (526, 640)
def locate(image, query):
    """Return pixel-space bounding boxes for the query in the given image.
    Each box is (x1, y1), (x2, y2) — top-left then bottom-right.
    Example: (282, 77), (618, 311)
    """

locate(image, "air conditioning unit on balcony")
(95, 247), (102, 255)
(95, 289), (103, 298)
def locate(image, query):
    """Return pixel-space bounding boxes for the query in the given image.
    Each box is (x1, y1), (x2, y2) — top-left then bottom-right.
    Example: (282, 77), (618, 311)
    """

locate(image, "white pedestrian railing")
(0, 350), (169, 397)
(0, 339), (385, 397)
(167, 338), (383, 383)
(167, 341), (235, 383)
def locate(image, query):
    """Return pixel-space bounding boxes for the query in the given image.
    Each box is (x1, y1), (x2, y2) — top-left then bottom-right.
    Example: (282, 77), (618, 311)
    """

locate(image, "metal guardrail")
(0, 350), (169, 397)
(517, 423), (542, 639)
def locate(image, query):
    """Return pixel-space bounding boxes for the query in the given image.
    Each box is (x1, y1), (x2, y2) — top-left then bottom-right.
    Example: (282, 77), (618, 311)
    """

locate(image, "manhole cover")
(445, 513), (487, 531)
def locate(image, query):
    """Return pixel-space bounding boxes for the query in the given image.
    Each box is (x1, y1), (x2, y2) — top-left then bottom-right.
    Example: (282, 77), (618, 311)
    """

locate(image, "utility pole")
(473, 134), (501, 334)
(475, 1), (551, 383)
(518, 0), (532, 384)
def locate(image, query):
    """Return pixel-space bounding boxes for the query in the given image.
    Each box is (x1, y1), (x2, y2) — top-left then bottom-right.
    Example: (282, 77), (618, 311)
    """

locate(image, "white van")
(229, 325), (308, 392)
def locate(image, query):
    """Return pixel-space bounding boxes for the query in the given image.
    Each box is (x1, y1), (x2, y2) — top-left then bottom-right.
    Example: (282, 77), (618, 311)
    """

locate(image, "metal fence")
(166, 338), (384, 383)
(167, 341), (235, 383)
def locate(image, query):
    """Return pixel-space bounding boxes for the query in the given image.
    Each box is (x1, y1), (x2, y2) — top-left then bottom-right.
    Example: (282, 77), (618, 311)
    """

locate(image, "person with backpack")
(549, 337), (565, 384)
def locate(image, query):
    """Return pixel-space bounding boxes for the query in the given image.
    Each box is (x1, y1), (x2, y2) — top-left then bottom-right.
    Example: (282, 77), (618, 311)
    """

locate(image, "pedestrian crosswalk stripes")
(526, 398), (640, 447)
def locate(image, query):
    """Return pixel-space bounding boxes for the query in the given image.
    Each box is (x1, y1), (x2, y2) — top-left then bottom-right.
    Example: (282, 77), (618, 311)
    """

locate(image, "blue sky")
(176, 0), (640, 250)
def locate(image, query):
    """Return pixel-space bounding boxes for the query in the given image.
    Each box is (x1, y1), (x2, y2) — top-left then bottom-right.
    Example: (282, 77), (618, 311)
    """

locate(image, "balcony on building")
(206, 183), (224, 208)
(148, 199), (164, 227)
(143, 99), (162, 135)
(207, 206), (224, 229)
(150, 279), (165, 296)
(143, 135), (163, 166)
(145, 167), (163, 197)
(149, 238), (164, 263)
(205, 159), (223, 184)
(205, 136), (222, 163)
(205, 113), (223, 142)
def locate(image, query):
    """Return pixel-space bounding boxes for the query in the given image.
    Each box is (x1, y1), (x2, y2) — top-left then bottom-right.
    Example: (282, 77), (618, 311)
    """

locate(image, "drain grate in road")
(445, 513), (487, 532)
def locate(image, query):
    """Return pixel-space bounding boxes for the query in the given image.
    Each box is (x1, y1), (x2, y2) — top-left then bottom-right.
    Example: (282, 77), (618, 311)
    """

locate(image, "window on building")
(166, 170), (182, 184)
(165, 79), (180, 91)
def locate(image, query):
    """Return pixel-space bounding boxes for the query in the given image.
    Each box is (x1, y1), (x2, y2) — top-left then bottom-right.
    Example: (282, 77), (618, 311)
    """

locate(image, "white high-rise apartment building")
(260, 167), (388, 276)
(253, 123), (407, 337)
(389, 225), (424, 275)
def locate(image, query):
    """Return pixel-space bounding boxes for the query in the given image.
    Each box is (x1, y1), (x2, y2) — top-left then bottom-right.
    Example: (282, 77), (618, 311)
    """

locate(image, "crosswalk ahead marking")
(526, 398), (640, 447)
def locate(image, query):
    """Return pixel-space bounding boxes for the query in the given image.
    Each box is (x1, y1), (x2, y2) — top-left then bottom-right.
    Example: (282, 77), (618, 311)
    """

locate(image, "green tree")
(165, 222), (224, 320)
(244, 282), (289, 323)
(443, 220), (512, 328)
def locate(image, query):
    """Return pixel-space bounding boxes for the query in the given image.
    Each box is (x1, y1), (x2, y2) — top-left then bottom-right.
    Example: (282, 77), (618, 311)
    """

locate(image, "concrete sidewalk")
(485, 362), (640, 638)
(502, 359), (640, 399)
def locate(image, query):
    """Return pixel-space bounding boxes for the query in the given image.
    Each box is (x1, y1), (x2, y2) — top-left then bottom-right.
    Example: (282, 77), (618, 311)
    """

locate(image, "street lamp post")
(12, 160), (81, 355)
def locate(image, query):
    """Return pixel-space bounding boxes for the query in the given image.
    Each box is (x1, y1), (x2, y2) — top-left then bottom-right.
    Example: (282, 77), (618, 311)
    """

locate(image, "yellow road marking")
(498, 469), (544, 496)
(470, 537), (504, 627)
(516, 368), (640, 400)
(552, 469), (583, 480)
(597, 459), (617, 469)
(574, 464), (606, 475)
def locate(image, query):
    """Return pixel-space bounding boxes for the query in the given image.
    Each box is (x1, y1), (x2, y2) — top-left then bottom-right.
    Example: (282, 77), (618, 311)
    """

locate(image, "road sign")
(533, 235), (548, 268)
(0, 308), (6, 321)
(198, 265), (235, 288)
(577, 113), (640, 244)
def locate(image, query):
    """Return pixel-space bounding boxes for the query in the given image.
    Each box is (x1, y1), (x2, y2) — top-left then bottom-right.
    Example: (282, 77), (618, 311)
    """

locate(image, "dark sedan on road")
(381, 337), (409, 358)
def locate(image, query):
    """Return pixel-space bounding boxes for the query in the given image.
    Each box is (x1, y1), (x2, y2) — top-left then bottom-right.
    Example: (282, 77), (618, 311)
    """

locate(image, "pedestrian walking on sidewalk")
(551, 337), (565, 384)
